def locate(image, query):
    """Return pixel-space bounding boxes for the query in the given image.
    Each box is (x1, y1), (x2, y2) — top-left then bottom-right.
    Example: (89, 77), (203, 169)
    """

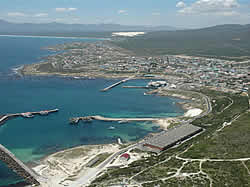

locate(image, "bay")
(0, 36), (184, 186)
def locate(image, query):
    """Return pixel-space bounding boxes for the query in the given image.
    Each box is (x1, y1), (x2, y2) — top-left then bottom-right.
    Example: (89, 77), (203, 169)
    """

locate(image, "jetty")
(70, 115), (160, 125)
(123, 86), (149, 89)
(0, 144), (40, 186)
(101, 76), (134, 92)
(0, 109), (59, 126)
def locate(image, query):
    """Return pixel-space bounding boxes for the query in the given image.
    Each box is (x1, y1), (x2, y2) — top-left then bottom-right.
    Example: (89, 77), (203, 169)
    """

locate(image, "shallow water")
(0, 36), (184, 186)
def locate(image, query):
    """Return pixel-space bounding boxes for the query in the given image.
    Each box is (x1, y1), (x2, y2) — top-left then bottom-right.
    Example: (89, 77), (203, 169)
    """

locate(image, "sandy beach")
(30, 85), (205, 186)
(31, 106), (204, 186)
(33, 142), (150, 187)
(155, 118), (175, 130)
(184, 108), (203, 117)
(33, 144), (120, 187)
(112, 32), (145, 37)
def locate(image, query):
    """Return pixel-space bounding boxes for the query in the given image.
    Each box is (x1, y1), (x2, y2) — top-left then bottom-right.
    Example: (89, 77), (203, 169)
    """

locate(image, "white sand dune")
(112, 32), (145, 37)
(184, 108), (203, 117)
(33, 144), (119, 187)
(156, 118), (175, 130)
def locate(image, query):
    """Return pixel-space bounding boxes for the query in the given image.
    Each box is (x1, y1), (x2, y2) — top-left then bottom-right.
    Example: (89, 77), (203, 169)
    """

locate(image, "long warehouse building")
(142, 124), (203, 153)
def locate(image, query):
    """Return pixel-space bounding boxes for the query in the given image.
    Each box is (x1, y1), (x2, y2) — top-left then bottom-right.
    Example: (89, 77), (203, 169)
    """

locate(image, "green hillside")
(114, 24), (250, 59)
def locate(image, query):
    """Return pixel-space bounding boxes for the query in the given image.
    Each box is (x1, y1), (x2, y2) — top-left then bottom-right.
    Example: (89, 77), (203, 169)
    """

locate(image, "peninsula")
(20, 41), (249, 95)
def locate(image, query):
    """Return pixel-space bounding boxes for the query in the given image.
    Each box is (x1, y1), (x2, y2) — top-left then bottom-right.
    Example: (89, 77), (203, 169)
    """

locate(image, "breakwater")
(0, 144), (40, 186)
(0, 36), (185, 186)
(101, 76), (134, 92)
(70, 115), (161, 124)
(123, 86), (149, 89)
(0, 109), (59, 126)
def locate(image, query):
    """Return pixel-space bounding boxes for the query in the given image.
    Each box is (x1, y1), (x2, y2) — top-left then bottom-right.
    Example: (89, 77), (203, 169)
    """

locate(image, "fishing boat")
(108, 126), (115, 130)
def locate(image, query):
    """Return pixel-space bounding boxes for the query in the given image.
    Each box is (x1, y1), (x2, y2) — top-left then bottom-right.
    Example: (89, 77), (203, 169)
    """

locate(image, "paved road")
(71, 144), (138, 187)
(71, 91), (212, 187)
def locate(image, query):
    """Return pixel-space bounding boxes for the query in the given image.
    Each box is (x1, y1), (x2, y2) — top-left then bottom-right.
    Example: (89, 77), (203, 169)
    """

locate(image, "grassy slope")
(89, 89), (250, 186)
(183, 111), (250, 159)
(114, 24), (250, 58)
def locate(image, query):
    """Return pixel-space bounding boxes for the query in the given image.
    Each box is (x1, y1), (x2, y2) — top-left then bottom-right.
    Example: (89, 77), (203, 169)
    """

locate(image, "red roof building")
(120, 153), (130, 161)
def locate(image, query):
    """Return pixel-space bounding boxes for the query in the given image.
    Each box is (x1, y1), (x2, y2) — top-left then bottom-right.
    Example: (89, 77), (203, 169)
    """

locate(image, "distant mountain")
(114, 24), (250, 58)
(0, 19), (177, 35)
(196, 24), (250, 32)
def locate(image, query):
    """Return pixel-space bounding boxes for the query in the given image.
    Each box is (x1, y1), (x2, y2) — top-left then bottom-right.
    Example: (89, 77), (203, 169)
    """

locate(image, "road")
(71, 144), (138, 187)
(71, 90), (212, 187)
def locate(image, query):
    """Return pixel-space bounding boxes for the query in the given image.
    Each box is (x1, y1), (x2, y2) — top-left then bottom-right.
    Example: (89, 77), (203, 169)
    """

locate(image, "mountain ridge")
(0, 19), (177, 33)
(114, 23), (250, 58)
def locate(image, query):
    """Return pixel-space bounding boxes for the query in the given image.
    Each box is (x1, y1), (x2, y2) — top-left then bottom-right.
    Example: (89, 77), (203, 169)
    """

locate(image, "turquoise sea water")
(0, 36), (184, 186)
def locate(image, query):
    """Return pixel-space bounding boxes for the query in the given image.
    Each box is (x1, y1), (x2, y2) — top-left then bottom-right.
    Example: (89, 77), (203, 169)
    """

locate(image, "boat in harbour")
(108, 126), (115, 130)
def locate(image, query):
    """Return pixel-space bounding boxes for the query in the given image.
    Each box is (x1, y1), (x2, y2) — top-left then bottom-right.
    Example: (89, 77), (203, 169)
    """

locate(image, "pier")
(122, 86), (149, 89)
(70, 115), (160, 125)
(0, 108), (59, 126)
(101, 76), (134, 92)
(0, 144), (40, 186)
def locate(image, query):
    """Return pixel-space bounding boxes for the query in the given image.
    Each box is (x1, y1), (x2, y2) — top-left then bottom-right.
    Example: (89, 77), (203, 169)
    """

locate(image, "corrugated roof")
(120, 153), (130, 158)
(144, 124), (202, 149)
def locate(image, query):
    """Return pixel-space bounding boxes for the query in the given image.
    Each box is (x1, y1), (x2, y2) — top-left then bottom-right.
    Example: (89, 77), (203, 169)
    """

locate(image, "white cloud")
(55, 8), (66, 12)
(176, 1), (186, 8)
(8, 12), (49, 18)
(55, 18), (64, 22)
(118, 10), (127, 14)
(177, 0), (240, 16)
(68, 8), (77, 11)
(217, 11), (239, 16)
(152, 12), (161, 16)
(7, 12), (27, 17)
(34, 13), (48, 17)
(72, 18), (80, 21)
(55, 8), (77, 12)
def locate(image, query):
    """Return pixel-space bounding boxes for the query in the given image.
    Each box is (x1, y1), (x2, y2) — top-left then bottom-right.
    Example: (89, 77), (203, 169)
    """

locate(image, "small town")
(2, 0), (250, 186)
(22, 41), (250, 95)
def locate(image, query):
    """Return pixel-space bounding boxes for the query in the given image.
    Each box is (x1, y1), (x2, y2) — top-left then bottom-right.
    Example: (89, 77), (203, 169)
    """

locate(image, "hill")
(114, 24), (250, 58)
(0, 19), (176, 37)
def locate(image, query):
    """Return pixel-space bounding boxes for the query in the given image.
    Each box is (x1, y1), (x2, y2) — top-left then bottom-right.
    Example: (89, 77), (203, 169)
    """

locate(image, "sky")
(0, 0), (249, 28)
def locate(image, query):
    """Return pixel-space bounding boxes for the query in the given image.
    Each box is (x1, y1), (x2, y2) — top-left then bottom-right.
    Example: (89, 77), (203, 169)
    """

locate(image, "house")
(120, 153), (130, 161)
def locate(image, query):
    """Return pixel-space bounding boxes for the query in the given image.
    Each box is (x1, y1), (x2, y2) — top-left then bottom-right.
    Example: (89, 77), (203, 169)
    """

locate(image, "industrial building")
(141, 124), (203, 153)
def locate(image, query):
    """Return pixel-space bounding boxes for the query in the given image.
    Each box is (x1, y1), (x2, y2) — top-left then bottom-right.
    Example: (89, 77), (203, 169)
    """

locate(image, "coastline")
(5, 39), (206, 186)
(32, 144), (121, 187)
(18, 63), (138, 79)
(28, 86), (205, 186)
(0, 34), (110, 41)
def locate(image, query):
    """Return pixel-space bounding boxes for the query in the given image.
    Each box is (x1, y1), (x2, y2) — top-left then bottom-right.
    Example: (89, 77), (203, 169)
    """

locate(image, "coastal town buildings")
(22, 42), (250, 94)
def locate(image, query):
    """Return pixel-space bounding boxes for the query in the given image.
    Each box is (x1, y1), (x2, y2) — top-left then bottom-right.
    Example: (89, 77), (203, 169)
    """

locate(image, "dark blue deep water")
(0, 35), (184, 186)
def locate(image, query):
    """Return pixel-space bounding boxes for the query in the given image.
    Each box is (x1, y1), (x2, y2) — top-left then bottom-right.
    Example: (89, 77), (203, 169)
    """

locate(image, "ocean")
(0, 35), (184, 186)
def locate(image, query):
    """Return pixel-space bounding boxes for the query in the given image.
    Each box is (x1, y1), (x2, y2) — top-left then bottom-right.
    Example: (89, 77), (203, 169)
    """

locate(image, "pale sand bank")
(33, 144), (119, 187)
(112, 32), (145, 37)
(184, 108), (203, 117)
(155, 118), (176, 130)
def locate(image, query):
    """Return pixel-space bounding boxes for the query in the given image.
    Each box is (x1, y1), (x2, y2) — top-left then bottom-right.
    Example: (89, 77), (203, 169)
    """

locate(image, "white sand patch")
(109, 150), (149, 167)
(33, 144), (119, 187)
(112, 32), (145, 37)
(156, 118), (175, 130)
(184, 108), (203, 117)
